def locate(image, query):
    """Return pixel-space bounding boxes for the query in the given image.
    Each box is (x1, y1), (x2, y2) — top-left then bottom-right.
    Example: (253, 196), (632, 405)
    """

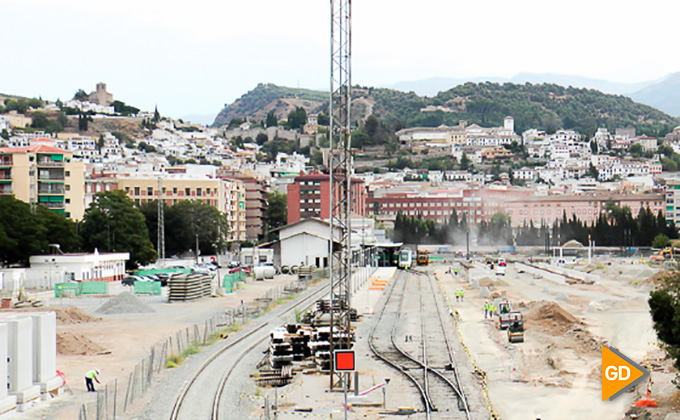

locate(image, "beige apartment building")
(117, 174), (246, 242)
(0, 144), (85, 219)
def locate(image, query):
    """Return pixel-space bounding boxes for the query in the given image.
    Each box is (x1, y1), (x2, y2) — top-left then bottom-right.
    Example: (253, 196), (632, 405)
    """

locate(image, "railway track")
(368, 269), (471, 420)
(169, 280), (331, 420)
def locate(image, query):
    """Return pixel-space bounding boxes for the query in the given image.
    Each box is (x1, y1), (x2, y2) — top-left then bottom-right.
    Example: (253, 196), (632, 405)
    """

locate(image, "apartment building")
(286, 173), (367, 224)
(217, 168), (267, 240)
(117, 174), (246, 242)
(0, 144), (85, 219)
(504, 193), (664, 227)
(664, 179), (680, 226)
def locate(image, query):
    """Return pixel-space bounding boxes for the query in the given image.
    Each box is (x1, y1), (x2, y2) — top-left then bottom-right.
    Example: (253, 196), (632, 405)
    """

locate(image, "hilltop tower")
(504, 116), (515, 132)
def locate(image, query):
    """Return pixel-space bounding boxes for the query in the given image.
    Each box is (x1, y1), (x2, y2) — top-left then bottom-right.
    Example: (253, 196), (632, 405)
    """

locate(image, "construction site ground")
(437, 257), (680, 420)
(7, 273), (302, 420)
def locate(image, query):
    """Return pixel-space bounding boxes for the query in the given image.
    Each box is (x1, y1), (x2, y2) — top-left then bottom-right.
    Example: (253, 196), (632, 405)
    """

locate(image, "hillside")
(213, 82), (678, 137)
(212, 83), (329, 127)
(631, 72), (680, 117)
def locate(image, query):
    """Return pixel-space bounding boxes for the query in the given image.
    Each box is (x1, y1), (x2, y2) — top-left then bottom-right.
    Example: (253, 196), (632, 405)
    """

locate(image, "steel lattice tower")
(157, 177), (165, 260)
(328, 0), (353, 390)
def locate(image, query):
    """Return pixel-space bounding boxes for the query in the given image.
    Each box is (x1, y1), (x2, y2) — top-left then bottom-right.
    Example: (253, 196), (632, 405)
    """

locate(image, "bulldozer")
(416, 249), (429, 266)
(650, 247), (676, 262)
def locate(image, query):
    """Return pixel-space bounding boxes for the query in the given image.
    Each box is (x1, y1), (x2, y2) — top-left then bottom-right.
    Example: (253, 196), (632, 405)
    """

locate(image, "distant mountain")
(630, 73), (680, 117)
(214, 82), (678, 137)
(383, 73), (658, 98)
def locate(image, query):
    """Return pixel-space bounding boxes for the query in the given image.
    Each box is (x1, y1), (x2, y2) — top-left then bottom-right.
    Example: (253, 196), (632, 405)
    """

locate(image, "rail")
(169, 279), (331, 420)
(368, 269), (471, 419)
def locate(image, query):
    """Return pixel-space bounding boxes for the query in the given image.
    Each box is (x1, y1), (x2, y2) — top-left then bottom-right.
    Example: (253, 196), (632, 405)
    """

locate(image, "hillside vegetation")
(213, 82), (678, 137)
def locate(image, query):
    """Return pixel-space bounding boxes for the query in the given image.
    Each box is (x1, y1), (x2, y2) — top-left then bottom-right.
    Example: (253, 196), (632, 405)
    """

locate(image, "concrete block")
(0, 324), (7, 400)
(4, 316), (40, 406)
(30, 312), (56, 384)
(0, 395), (17, 418)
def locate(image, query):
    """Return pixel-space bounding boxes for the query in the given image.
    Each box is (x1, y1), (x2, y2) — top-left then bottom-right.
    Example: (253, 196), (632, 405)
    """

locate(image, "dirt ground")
(7, 274), (302, 420)
(438, 256), (680, 420)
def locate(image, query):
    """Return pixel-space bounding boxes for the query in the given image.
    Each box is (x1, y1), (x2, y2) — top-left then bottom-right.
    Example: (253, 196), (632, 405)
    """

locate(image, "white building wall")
(280, 234), (329, 268)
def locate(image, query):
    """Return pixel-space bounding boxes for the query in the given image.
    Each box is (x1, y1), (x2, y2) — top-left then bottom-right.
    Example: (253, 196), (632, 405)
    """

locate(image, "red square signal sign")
(334, 350), (355, 372)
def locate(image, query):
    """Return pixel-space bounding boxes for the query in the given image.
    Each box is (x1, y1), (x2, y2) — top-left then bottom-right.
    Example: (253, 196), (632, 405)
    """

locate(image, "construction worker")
(460, 289), (464, 302)
(85, 369), (100, 392)
(455, 289), (460, 302)
(454, 268), (458, 276)
(489, 302), (495, 318)
(483, 301), (489, 318)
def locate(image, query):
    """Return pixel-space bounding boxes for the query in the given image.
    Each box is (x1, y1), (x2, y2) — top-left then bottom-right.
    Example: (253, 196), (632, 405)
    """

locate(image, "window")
(65, 198), (70, 204)
(134, 187), (140, 195)
(197, 188), (202, 196)
(147, 187), (153, 196)
(65, 171), (70, 177)
(173, 187), (178, 194)
(185, 188), (190, 196)
(162, 187), (166, 194)
(65, 184), (70, 191)
(125, 187), (130, 193)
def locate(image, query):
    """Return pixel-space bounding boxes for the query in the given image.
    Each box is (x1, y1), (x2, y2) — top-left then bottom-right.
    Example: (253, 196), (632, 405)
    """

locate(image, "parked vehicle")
(122, 276), (143, 286)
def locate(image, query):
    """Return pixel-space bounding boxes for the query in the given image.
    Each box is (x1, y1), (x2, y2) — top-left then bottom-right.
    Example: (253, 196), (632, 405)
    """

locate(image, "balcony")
(41, 202), (65, 209)
(0, 186), (12, 194)
(38, 185), (65, 194)
(37, 160), (64, 167)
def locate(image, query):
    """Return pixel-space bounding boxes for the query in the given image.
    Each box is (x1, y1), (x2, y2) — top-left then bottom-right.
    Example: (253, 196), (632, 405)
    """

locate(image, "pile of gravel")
(95, 291), (155, 314)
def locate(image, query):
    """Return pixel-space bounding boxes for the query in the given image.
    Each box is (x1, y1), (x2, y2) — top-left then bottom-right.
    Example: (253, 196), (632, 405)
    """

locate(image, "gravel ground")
(131, 280), (330, 420)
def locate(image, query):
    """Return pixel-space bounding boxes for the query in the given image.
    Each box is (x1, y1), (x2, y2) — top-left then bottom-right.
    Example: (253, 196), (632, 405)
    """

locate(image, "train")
(398, 248), (413, 269)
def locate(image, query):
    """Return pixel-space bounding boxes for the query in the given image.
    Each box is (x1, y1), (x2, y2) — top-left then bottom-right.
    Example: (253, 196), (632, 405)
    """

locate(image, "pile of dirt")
(644, 270), (675, 286)
(3, 306), (101, 325)
(479, 277), (494, 287)
(57, 332), (109, 356)
(95, 292), (154, 315)
(525, 301), (580, 330)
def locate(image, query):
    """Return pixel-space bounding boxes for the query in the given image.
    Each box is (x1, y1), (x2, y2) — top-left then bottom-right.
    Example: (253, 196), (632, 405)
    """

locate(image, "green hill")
(214, 82), (679, 137)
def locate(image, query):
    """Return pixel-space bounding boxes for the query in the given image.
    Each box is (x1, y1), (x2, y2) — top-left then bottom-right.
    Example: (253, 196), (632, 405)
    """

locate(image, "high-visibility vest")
(483, 303), (488, 310)
(86, 370), (98, 379)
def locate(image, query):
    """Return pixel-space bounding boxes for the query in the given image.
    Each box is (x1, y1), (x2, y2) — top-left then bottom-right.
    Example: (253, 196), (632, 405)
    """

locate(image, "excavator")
(650, 247), (678, 262)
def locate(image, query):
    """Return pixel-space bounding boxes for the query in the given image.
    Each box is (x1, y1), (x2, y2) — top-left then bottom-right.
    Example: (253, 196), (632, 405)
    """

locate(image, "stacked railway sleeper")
(168, 274), (212, 302)
(369, 269), (471, 420)
(257, 297), (358, 385)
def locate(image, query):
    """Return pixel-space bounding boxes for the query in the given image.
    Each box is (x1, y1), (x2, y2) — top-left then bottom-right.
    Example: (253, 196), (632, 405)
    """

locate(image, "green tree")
(80, 190), (157, 269)
(28, 98), (44, 109)
(78, 113), (88, 132)
(153, 105), (161, 123)
(31, 111), (49, 129)
(97, 134), (105, 151)
(649, 273), (680, 370)
(629, 143), (643, 157)
(266, 193), (287, 234)
(265, 111), (278, 127)
(652, 234), (670, 249)
(74, 89), (88, 101)
(172, 200), (228, 258)
(256, 133), (268, 145)
(0, 196), (46, 266)
(286, 107), (307, 130)
(460, 152), (472, 170)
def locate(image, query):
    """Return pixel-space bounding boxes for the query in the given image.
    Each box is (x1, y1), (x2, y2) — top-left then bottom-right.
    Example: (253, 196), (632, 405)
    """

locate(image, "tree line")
(0, 191), (230, 270)
(391, 203), (678, 248)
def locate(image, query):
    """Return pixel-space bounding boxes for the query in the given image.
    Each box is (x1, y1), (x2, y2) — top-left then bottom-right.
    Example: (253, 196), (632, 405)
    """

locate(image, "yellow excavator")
(650, 247), (676, 261)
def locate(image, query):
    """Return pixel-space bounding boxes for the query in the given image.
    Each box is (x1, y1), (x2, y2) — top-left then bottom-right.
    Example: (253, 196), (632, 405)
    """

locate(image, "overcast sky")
(2, 0), (680, 121)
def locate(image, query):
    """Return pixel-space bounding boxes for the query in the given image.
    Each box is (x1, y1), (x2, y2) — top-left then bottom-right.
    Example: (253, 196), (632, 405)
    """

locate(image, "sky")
(2, 0), (680, 122)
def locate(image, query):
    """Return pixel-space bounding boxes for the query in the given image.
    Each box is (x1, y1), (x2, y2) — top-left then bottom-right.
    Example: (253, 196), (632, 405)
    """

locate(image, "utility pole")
(329, 0), (353, 391)
(157, 177), (165, 261)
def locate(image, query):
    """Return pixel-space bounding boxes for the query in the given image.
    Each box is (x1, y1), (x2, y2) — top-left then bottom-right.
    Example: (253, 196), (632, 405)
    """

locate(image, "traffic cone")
(634, 380), (658, 408)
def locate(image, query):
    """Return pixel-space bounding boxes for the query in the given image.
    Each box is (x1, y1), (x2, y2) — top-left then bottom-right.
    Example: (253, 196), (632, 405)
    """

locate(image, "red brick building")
(287, 173), (367, 224)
